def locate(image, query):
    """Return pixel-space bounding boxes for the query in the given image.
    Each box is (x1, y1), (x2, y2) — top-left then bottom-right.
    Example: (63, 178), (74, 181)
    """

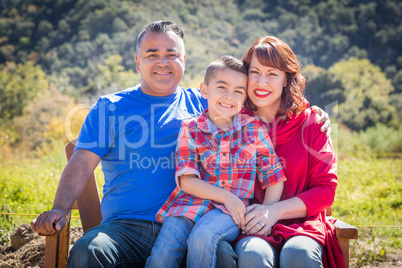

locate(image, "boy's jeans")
(146, 208), (240, 268)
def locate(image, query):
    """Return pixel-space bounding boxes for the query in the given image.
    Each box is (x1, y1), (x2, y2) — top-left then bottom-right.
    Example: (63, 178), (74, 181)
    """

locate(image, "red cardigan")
(238, 108), (344, 268)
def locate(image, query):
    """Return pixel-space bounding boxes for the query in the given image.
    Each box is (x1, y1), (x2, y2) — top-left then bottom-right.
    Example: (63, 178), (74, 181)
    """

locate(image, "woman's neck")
(255, 107), (279, 123)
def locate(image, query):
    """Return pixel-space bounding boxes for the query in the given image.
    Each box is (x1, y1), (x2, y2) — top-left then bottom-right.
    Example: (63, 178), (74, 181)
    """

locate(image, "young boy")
(145, 56), (286, 268)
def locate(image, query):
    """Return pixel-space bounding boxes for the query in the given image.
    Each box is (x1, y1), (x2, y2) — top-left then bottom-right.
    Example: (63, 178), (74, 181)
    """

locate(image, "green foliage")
(0, 148), (63, 243)
(0, 0), (400, 110)
(0, 204), (15, 244)
(330, 58), (395, 131)
(0, 61), (48, 120)
(359, 123), (402, 154)
(95, 54), (140, 95)
(13, 88), (76, 150)
(0, 140), (105, 245)
(303, 64), (345, 108)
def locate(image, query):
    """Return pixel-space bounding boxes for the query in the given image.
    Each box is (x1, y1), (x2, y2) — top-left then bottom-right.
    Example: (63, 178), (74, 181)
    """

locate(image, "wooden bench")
(44, 140), (358, 268)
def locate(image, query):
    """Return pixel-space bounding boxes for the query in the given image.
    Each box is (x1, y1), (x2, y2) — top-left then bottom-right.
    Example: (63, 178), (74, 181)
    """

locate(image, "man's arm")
(31, 149), (101, 235)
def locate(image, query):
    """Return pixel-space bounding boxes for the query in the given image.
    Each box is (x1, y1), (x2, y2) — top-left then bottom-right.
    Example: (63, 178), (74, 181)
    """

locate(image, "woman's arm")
(180, 174), (246, 228)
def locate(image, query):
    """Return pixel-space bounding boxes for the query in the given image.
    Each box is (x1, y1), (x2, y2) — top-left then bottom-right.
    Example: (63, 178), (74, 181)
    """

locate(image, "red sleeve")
(296, 113), (338, 217)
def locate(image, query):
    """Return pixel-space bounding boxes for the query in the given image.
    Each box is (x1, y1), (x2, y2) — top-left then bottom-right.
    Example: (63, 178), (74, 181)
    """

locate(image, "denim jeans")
(234, 235), (324, 268)
(67, 219), (162, 268)
(146, 208), (240, 268)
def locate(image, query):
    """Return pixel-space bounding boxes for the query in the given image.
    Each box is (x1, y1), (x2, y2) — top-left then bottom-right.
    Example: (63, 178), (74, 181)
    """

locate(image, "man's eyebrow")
(145, 48), (179, 53)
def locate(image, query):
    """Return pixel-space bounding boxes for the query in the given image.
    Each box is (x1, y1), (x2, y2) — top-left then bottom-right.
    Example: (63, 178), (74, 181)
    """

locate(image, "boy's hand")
(224, 194), (246, 229)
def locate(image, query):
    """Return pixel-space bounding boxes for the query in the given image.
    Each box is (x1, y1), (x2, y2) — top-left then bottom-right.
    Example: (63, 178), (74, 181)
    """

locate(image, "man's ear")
(200, 82), (208, 99)
(135, 54), (140, 72)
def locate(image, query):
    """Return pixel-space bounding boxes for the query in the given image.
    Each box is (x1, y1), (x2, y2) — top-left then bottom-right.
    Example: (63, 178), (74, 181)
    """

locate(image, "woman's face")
(247, 53), (287, 115)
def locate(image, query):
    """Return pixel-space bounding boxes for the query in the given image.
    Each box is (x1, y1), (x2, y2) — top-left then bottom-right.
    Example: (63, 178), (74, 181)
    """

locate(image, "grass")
(0, 126), (401, 266)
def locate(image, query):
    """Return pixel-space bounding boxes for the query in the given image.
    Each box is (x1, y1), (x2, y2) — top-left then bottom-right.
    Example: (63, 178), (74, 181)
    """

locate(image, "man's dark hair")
(136, 20), (184, 53)
(204, 55), (247, 85)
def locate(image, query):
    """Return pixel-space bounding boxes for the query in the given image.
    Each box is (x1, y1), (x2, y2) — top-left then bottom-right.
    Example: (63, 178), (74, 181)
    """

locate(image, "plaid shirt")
(156, 110), (286, 223)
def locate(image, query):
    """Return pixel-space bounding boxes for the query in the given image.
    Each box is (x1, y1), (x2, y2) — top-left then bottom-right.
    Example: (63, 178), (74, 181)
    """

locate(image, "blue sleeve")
(74, 97), (114, 159)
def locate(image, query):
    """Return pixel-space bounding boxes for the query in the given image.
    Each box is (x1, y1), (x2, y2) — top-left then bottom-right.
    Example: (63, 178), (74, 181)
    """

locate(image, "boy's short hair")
(204, 55), (247, 85)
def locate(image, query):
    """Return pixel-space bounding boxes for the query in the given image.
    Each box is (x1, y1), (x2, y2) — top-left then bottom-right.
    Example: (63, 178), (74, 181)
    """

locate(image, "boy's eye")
(235, 90), (245, 94)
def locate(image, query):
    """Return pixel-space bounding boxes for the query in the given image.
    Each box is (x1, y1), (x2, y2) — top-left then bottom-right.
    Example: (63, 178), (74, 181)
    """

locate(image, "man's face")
(135, 31), (186, 96)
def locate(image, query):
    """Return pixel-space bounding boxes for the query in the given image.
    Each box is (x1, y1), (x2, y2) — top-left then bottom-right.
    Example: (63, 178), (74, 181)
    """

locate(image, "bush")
(359, 123), (402, 154)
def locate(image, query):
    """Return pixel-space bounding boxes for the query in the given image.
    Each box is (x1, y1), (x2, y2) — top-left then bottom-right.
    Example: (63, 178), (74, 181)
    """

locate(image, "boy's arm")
(262, 180), (284, 205)
(180, 174), (246, 228)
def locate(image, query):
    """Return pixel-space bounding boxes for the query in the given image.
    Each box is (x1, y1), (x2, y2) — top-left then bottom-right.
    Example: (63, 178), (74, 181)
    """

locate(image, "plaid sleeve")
(175, 120), (201, 187)
(255, 123), (287, 189)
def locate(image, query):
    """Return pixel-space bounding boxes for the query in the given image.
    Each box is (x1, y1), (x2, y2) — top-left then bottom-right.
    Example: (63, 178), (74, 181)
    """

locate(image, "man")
(31, 20), (207, 267)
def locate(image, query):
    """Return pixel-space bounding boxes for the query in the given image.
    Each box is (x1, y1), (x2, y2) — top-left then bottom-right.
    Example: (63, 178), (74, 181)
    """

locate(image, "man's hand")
(224, 194), (246, 229)
(30, 209), (67, 236)
(310, 105), (331, 137)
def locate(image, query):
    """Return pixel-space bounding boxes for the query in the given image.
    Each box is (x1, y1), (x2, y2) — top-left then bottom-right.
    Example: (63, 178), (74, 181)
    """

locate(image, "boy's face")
(200, 68), (247, 124)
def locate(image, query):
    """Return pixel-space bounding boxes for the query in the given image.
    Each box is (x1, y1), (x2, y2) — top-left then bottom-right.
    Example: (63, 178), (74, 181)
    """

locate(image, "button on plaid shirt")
(156, 110), (286, 223)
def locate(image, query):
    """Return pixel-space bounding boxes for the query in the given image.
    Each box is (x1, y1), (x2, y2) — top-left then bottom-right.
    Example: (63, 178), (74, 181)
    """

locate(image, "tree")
(95, 54), (140, 95)
(303, 64), (345, 112)
(330, 58), (395, 131)
(0, 61), (48, 120)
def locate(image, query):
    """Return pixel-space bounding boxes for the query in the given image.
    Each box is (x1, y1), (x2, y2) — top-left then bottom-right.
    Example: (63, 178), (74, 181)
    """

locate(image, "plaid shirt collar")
(196, 109), (253, 134)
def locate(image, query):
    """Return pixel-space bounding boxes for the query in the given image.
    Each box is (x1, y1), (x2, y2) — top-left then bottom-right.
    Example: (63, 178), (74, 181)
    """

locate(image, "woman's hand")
(242, 203), (279, 236)
(310, 105), (331, 137)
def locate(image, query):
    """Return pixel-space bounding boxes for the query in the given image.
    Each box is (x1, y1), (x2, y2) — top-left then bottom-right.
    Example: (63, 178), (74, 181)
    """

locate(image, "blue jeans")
(68, 219), (162, 268)
(146, 209), (240, 268)
(234, 235), (324, 268)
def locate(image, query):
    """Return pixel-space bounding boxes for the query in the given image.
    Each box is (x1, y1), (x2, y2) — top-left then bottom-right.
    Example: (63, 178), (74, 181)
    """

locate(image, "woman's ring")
(258, 221), (265, 228)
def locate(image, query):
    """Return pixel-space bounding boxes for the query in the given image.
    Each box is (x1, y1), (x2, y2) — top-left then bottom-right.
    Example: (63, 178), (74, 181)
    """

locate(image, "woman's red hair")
(242, 36), (307, 117)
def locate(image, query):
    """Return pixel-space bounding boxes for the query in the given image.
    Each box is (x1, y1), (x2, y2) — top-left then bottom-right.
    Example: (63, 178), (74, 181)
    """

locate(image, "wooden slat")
(65, 140), (102, 232)
(57, 211), (72, 268)
(333, 218), (359, 239)
(326, 207), (332, 216)
(76, 172), (102, 232)
(44, 234), (58, 268)
(338, 238), (350, 268)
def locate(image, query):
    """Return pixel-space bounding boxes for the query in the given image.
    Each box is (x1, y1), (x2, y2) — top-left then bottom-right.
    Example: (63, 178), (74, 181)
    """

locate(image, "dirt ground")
(0, 224), (401, 267)
(0, 224), (83, 268)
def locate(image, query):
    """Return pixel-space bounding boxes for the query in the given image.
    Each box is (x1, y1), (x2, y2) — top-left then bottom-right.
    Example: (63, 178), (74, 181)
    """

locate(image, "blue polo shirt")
(75, 84), (207, 223)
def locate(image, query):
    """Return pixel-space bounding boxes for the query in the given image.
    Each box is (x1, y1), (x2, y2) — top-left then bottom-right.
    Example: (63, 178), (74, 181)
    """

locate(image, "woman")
(226, 36), (343, 268)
